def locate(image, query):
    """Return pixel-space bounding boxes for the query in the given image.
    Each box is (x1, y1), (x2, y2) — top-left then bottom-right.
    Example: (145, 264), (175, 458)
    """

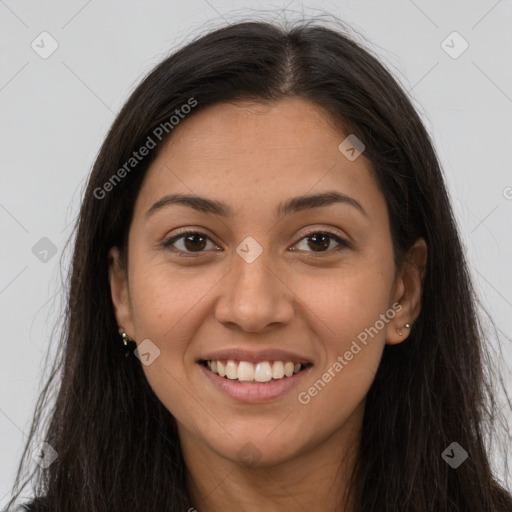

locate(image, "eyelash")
(161, 229), (350, 257)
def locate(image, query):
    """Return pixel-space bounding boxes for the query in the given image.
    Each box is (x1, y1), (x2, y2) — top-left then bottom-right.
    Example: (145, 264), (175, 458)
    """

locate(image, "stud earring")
(121, 332), (137, 358)
(396, 323), (411, 336)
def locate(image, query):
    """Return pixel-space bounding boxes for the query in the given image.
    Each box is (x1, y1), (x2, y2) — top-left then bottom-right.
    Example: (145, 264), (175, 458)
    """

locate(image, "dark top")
(4, 501), (36, 511)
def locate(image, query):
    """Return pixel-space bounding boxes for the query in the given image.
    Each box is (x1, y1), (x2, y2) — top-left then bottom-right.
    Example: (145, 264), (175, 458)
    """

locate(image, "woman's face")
(109, 97), (425, 469)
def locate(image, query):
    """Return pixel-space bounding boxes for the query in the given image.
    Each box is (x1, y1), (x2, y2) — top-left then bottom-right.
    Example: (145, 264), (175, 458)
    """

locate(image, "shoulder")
(3, 496), (49, 512)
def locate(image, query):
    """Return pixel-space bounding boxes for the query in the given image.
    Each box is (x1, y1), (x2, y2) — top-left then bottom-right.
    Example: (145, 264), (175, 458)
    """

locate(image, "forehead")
(134, 98), (386, 223)
(157, 98), (350, 168)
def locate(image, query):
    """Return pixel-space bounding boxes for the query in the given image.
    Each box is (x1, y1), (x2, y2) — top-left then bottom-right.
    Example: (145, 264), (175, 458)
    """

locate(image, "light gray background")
(1, 0), (511, 505)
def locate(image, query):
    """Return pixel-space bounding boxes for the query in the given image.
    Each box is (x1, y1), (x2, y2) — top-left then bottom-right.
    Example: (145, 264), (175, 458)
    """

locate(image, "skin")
(109, 97), (427, 512)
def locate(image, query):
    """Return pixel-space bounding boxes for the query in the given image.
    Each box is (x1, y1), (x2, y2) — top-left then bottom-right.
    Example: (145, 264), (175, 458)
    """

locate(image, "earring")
(121, 332), (137, 358)
(396, 323), (411, 336)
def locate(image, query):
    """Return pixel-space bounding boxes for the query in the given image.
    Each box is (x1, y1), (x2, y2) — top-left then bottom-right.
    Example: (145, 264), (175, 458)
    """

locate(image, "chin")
(202, 427), (307, 469)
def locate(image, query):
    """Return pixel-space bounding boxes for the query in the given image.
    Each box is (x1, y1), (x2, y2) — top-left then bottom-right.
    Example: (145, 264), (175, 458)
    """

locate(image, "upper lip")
(198, 348), (313, 365)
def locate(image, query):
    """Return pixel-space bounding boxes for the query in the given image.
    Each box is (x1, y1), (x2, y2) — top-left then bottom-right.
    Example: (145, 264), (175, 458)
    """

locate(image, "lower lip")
(199, 363), (312, 403)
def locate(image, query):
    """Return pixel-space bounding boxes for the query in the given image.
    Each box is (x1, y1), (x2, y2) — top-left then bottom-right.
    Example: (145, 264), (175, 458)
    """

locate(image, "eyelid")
(164, 226), (217, 243)
(294, 226), (349, 244)
(291, 228), (351, 253)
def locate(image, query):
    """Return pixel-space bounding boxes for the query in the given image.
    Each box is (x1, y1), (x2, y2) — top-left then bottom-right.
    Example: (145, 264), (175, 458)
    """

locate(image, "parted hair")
(5, 17), (512, 512)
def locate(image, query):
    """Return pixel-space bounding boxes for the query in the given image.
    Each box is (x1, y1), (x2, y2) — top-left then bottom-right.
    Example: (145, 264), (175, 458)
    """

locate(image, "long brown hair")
(5, 17), (512, 512)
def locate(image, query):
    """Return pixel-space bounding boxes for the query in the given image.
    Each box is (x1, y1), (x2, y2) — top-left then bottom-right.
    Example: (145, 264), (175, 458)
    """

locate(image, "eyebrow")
(146, 190), (367, 220)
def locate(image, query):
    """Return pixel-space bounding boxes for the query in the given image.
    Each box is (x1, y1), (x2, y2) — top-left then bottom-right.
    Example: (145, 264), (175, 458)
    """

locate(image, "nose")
(214, 249), (295, 333)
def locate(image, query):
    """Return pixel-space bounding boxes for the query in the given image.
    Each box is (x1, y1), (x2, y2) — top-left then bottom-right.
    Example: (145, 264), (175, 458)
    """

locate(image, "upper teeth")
(206, 360), (303, 382)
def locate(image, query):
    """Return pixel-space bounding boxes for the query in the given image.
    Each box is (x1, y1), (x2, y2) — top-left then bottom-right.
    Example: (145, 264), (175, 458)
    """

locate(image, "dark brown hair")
(5, 17), (512, 512)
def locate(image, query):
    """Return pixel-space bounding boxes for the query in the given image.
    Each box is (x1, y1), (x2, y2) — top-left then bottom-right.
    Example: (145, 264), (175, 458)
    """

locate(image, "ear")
(386, 237), (428, 345)
(108, 246), (135, 338)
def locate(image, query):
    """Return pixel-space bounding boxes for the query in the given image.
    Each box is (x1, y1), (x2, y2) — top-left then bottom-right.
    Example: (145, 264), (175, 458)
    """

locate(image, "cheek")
(126, 265), (206, 418)
(293, 272), (391, 440)
(126, 262), (222, 407)
(128, 256), (221, 340)
(294, 258), (395, 348)
(291, 255), (394, 401)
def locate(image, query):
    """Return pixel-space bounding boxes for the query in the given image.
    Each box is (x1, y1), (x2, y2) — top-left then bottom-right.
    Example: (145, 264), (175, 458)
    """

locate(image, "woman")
(4, 18), (512, 512)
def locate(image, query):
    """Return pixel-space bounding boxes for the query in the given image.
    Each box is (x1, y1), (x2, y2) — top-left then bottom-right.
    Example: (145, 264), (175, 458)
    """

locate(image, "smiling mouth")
(200, 359), (313, 383)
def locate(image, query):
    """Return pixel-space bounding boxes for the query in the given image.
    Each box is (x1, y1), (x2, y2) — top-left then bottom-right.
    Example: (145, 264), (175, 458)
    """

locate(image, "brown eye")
(182, 233), (207, 252)
(162, 229), (349, 257)
(294, 231), (349, 254)
(163, 231), (217, 254)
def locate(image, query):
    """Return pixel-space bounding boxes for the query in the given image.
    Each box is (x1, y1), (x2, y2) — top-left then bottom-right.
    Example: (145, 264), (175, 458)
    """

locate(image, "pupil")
(308, 233), (329, 252)
(184, 234), (206, 251)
